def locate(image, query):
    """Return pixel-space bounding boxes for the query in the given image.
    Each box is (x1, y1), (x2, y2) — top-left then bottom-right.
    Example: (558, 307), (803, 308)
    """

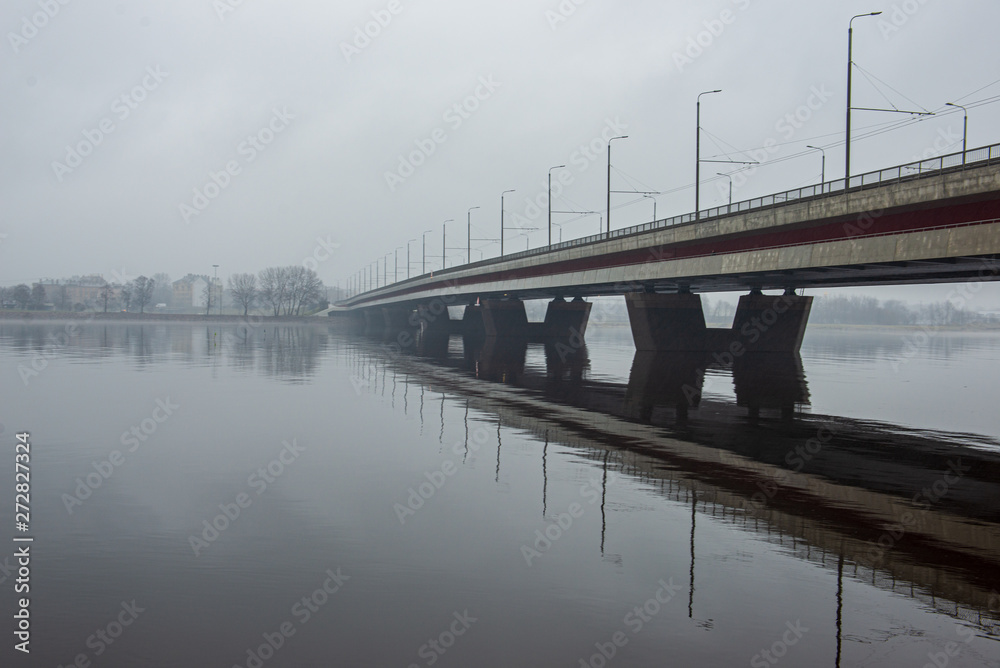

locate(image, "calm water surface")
(1, 320), (999, 667)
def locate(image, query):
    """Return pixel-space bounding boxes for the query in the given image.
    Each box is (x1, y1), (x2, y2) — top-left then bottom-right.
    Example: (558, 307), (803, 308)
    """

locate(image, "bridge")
(336, 144), (1000, 352)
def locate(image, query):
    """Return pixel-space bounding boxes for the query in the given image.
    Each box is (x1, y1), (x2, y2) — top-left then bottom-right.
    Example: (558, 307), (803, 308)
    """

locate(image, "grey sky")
(2, 0), (999, 305)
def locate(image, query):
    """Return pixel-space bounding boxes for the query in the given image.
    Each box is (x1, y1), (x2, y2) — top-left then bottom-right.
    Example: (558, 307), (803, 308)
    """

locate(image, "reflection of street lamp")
(696, 89), (721, 221)
(606, 136), (628, 237)
(945, 102), (969, 164)
(467, 206), (480, 264)
(806, 145), (826, 191)
(500, 190), (515, 256)
(846, 11), (883, 181)
(212, 264), (218, 315)
(548, 165), (566, 247)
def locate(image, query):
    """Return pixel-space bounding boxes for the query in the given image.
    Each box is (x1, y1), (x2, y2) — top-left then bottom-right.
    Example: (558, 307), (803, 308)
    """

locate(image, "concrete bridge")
(337, 143), (1000, 352)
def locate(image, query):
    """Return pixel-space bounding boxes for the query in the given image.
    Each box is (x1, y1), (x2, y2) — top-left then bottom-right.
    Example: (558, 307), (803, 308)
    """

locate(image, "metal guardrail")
(345, 143), (1000, 303)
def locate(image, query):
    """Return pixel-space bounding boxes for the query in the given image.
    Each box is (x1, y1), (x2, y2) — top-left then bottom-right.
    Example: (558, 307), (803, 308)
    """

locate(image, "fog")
(3, 0), (999, 305)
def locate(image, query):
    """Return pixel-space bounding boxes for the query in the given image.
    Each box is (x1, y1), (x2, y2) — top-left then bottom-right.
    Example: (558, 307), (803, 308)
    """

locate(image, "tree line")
(228, 266), (325, 316)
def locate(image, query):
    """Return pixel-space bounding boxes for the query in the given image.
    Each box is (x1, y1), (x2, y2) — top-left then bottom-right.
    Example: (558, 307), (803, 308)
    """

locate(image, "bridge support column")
(625, 293), (707, 352)
(481, 299), (530, 338)
(414, 301), (457, 336)
(731, 293), (813, 353)
(362, 309), (382, 336)
(542, 297), (592, 339)
(461, 303), (486, 338)
(382, 306), (413, 333)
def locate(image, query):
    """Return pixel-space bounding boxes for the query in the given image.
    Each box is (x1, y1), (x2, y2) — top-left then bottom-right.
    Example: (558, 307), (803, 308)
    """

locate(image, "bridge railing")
(345, 142), (1000, 303)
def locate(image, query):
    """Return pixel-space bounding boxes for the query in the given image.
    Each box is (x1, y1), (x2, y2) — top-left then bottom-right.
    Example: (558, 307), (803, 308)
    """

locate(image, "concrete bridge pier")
(382, 306), (413, 333)
(362, 309), (383, 336)
(481, 299), (530, 338)
(731, 292), (813, 353)
(542, 297), (592, 339)
(625, 293), (709, 352)
(625, 291), (813, 353)
(460, 303), (486, 339)
(414, 301), (457, 336)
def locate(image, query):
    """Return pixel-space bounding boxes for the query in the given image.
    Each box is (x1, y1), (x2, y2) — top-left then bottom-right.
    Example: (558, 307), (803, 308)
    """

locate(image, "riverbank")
(0, 311), (327, 323)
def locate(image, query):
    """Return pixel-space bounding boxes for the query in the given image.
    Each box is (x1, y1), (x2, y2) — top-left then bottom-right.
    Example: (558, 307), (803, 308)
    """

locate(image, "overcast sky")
(3, 0), (999, 305)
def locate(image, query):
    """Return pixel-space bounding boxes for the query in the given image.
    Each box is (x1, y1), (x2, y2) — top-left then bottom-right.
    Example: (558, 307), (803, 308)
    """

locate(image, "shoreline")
(0, 311), (331, 324)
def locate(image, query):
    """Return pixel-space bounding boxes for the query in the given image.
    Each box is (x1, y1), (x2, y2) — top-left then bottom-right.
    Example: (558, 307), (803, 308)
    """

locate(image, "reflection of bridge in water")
(344, 327), (1000, 639)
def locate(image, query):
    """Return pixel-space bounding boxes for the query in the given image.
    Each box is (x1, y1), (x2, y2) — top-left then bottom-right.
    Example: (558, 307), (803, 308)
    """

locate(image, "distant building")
(172, 275), (222, 310)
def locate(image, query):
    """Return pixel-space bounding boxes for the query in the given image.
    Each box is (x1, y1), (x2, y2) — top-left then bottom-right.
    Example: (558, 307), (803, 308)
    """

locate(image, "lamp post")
(212, 264), (219, 315)
(643, 194), (657, 223)
(548, 165), (566, 247)
(406, 239), (416, 279)
(500, 190), (515, 256)
(716, 173), (733, 208)
(422, 229), (433, 274)
(945, 102), (968, 164)
(606, 136), (628, 237)
(395, 247), (403, 283)
(846, 11), (883, 182)
(806, 145), (826, 191)
(384, 253), (390, 287)
(696, 90), (722, 221)
(442, 219), (454, 269)
(467, 207), (480, 264)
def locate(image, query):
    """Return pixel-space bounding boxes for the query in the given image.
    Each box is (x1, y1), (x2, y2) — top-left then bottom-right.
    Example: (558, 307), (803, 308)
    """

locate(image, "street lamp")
(696, 90), (722, 221)
(212, 264), (219, 315)
(606, 136), (628, 238)
(642, 194), (657, 223)
(422, 229), (433, 275)
(846, 12), (883, 182)
(945, 102), (969, 164)
(384, 253), (390, 287)
(716, 173), (733, 207)
(500, 189), (515, 256)
(806, 145), (826, 191)
(394, 247), (403, 283)
(442, 219), (454, 269)
(467, 207), (480, 264)
(548, 165), (566, 247)
(406, 239), (416, 279)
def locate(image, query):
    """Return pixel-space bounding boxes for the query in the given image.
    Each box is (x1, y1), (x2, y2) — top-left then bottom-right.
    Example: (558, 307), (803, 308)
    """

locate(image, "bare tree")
(120, 283), (133, 312)
(202, 283), (215, 316)
(286, 266), (324, 315)
(99, 281), (116, 313)
(258, 267), (290, 316)
(30, 284), (46, 310)
(228, 273), (258, 316)
(133, 276), (155, 313)
(11, 284), (30, 310)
